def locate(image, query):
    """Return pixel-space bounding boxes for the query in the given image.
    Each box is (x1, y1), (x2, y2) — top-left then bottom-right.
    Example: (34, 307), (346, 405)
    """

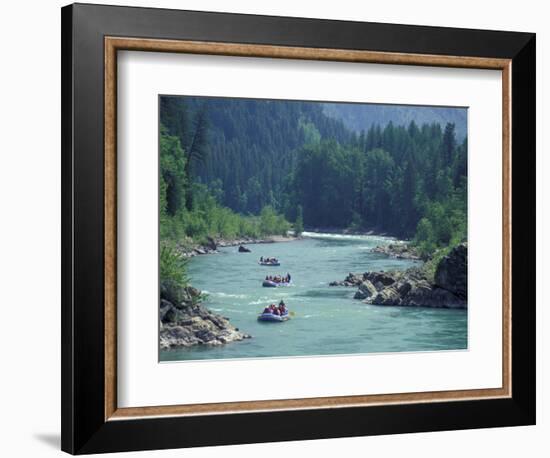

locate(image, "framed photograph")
(61, 3), (536, 454)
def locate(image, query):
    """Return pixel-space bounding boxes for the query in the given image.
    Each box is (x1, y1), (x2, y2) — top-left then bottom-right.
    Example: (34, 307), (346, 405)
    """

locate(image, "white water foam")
(209, 292), (249, 299)
(301, 231), (400, 244)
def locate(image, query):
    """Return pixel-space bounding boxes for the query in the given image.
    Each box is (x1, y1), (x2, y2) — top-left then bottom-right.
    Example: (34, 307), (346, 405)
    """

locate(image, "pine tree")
(442, 122), (456, 167)
(294, 205), (304, 236)
(185, 105), (209, 209)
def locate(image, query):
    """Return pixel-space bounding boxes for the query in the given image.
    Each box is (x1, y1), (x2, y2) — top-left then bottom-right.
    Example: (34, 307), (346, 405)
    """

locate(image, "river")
(160, 232), (467, 362)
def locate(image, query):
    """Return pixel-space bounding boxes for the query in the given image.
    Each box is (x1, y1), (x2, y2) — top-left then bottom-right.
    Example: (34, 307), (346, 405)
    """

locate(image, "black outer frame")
(61, 3), (536, 454)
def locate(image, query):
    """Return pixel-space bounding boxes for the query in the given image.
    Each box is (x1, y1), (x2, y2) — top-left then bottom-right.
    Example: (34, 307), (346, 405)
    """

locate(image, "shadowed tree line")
(160, 96), (467, 257)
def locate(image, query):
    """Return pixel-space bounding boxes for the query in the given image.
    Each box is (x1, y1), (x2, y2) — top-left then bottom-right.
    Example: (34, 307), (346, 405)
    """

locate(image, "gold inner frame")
(104, 37), (512, 421)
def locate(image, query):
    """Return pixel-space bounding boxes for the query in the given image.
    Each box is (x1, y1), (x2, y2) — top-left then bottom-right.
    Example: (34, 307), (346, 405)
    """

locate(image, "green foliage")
(160, 125), (187, 216)
(361, 148), (396, 229)
(161, 96), (352, 215)
(159, 124), (291, 249)
(322, 103), (468, 140)
(413, 189), (467, 257)
(442, 123), (457, 166)
(414, 217), (437, 256)
(421, 245), (453, 282)
(294, 205), (304, 236)
(160, 96), (467, 259)
(259, 206), (291, 237)
(278, 118), (466, 245)
(286, 140), (361, 228)
(184, 105), (210, 210)
(160, 243), (189, 291)
(299, 118), (322, 145)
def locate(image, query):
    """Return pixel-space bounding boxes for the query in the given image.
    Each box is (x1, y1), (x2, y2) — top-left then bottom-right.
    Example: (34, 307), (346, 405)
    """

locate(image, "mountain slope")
(162, 96), (354, 214)
(322, 103), (467, 139)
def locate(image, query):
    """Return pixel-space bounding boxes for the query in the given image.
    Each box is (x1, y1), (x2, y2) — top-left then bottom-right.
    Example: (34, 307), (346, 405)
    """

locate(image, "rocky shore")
(330, 243), (467, 309)
(370, 242), (422, 260)
(161, 233), (303, 350)
(160, 284), (250, 350)
(177, 234), (299, 257)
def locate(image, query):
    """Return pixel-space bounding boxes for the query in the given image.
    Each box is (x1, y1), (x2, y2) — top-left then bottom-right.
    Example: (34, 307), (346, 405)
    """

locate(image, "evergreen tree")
(294, 205), (304, 236)
(442, 122), (456, 166)
(159, 95), (467, 252)
(159, 125), (187, 216)
(185, 105), (209, 209)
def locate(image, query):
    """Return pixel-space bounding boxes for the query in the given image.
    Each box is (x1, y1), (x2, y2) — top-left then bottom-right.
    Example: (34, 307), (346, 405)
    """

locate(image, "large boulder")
(205, 236), (217, 251)
(401, 279), (433, 306)
(159, 299), (174, 322)
(333, 254), (467, 309)
(370, 287), (401, 305)
(160, 325), (200, 348)
(428, 288), (466, 309)
(162, 302), (190, 324)
(329, 272), (369, 287)
(400, 279), (466, 309)
(185, 286), (201, 300)
(435, 243), (467, 299)
(354, 280), (378, 300)
(238, 245), (251, 253)
(394, 280), (413, 297)
(160, 279), (191, 305)
(160, 310), (252, 348)
(159, 292), (252, 349)
(364, 271), (401, 287)
(345, 272), (363, 286)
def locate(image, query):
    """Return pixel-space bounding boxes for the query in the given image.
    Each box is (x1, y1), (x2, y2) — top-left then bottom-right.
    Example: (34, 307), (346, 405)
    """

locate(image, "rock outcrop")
(371, 243), (421, 260)
(238, 245), (251, 253)
(330, 244), (467, 309)
(435, 243), (467, 299)
(329, 272), (364, 287)
(204, 236), (218, 252)
(160, 285), (250, 350)
(353, 279), (378, 300)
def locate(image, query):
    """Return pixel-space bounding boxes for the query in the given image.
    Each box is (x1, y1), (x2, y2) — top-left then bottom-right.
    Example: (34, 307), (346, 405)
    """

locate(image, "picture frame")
(61, 3), (535, 454)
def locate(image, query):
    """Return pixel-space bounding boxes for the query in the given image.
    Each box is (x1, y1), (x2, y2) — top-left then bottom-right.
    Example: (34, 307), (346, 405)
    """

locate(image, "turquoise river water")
(160, 232), (467, 362)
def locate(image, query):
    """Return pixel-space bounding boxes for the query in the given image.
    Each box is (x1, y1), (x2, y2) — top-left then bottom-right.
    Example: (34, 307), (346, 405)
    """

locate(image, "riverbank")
(304, 227), (397, 237)
(160, 285), (251, 349)
(176, 234), (301, 257)
(370, 242), (422, 260)
(330, 243), (467, 309)
(161, 233), (305, 350)
(302, 230), (422, 261)
(162, 234), (466, 361)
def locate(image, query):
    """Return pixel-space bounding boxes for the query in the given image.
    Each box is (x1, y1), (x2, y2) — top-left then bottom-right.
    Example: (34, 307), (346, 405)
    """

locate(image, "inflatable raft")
(262, 280), (291, 287)
(257, 312), (290, 322)
(259, 261), (280, 266)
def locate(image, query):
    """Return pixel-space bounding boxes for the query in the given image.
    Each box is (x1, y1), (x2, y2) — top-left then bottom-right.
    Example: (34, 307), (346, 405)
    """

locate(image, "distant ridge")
(322, 103), (467, 140)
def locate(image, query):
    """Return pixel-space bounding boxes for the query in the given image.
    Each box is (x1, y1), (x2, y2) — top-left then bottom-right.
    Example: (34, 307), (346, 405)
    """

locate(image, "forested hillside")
(323, 103), (468, 140)
(160, 96), (467, 255)
(162, 96), (352, 214)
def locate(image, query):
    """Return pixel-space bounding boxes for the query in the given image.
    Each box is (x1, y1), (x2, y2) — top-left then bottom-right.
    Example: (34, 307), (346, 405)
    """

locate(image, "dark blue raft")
(262, 280), (291, 287)
(257, 311), (290, 322)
